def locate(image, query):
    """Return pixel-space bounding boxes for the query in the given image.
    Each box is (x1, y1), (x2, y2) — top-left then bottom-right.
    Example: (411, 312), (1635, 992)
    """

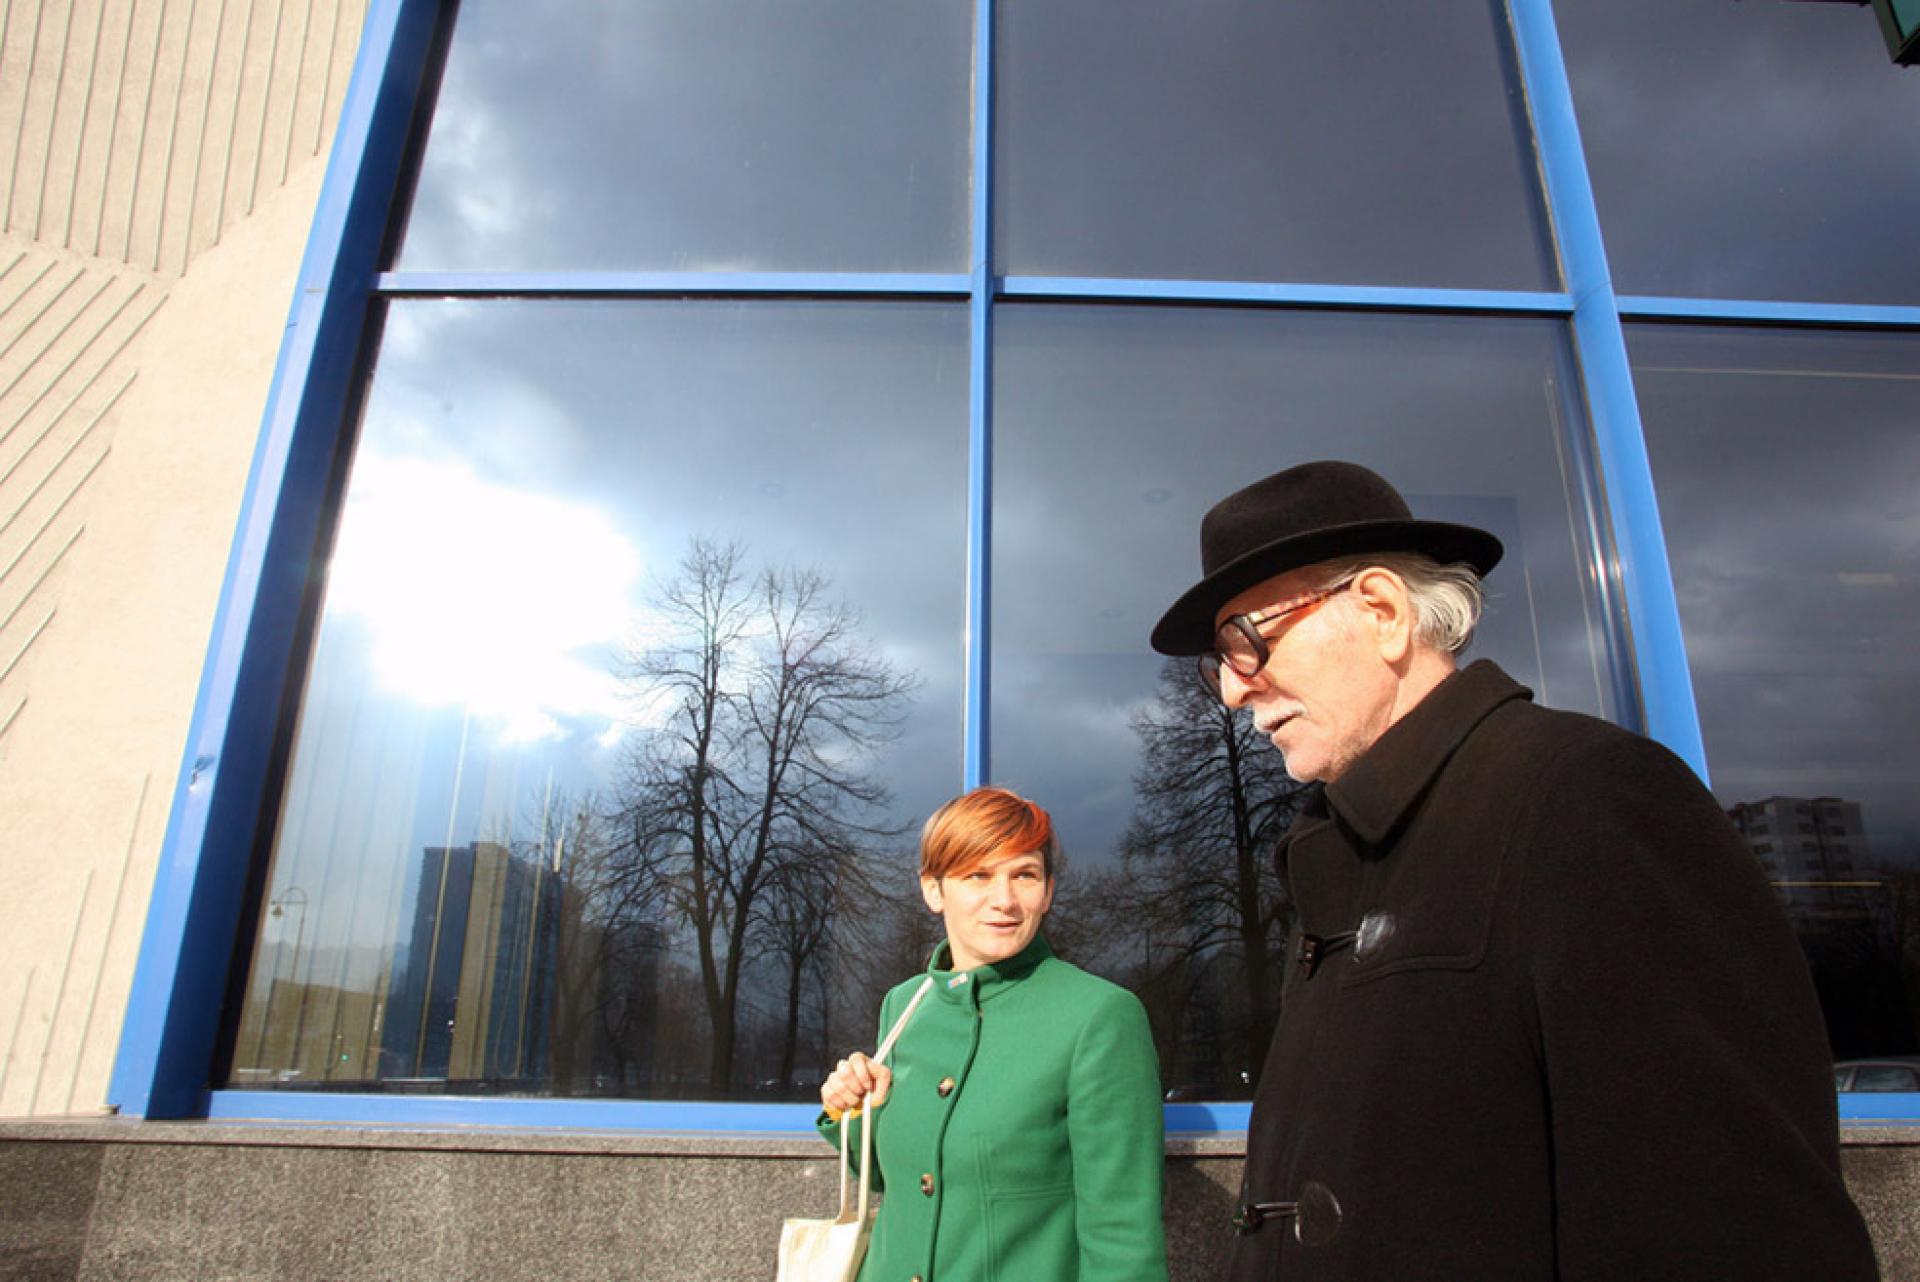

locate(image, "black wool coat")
(1226, 660), (1878, 1282)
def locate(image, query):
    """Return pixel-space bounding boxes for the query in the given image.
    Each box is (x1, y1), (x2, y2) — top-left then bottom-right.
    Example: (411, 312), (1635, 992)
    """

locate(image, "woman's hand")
(821, 1052), (892, 1115)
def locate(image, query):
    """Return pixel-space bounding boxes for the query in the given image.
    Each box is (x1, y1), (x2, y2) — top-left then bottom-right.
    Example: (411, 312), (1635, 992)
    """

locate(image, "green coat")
(818, 935), (1168, 1282)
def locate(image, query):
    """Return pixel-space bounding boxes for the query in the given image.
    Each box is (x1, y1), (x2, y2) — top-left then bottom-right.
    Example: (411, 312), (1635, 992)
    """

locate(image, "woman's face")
(921, 849), (1054, 972)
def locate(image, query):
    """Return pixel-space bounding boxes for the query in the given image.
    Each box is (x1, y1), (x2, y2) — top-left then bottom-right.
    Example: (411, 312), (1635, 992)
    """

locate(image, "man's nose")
(1218, 664), (1257, 709)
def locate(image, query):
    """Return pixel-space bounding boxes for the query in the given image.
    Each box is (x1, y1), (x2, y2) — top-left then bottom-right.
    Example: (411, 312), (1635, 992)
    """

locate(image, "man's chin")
(1275, 744), (1321, 784)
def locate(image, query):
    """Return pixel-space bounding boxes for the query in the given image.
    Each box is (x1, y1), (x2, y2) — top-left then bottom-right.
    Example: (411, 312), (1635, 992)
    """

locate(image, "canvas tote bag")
(776, 976), (935, 1282)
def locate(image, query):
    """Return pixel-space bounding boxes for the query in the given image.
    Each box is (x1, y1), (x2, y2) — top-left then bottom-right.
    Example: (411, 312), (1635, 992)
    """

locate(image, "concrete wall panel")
(0, 0), (371, 1121)
(0, 1126), (1914, 1282)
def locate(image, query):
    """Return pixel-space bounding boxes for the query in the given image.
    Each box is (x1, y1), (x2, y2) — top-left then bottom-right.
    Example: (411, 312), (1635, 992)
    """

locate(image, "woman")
(819, 787), (1168, 1282)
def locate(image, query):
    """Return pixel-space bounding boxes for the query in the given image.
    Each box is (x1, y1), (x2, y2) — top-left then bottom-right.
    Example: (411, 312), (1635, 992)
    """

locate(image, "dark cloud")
(1558, 0), (1920, 304)
(1630, 322), (1920, 864)
(396, 0), (971, 272)
(995, 0), (1555, 288)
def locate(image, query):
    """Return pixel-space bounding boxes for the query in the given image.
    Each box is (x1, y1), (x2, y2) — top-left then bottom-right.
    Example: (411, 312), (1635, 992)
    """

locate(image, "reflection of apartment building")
(1728, 795), (1869, 885)
(231, 976), (376, 1088)
(1729, 794), (1886, 934)
(382, 842), (567, 1084)
(1732, 796), (1910, 1056)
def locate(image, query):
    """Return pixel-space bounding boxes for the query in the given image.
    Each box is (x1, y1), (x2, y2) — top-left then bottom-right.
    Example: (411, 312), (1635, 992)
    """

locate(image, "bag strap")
(838, 975), (935, 1223)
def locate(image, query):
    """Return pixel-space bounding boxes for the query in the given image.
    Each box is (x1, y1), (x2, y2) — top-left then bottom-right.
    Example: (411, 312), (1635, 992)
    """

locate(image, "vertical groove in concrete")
(2, 0), (49, 236)
(58, 0), (108, 249)
(0, 0), (372, 1118)
(89, 0), (138, 257)
(2, 0), (368, 278)
(26, 867), (95, 1112)
(0, 968), (38, 1105)
(64, 772), (151, 1111)
(245, 0), (286, 217)
(148, 0), (200, 272)
(31, 1), (81, 242)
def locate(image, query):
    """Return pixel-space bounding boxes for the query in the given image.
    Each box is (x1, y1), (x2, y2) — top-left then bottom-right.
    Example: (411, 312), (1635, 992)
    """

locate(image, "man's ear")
(1350, 567), (1416, 664)
(920, 876), (944, 914)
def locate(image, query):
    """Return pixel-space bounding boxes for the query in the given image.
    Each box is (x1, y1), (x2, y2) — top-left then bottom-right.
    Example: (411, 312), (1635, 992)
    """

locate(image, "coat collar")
(1316, 659), (1532, 848)
(927, 933), (1053, 1008)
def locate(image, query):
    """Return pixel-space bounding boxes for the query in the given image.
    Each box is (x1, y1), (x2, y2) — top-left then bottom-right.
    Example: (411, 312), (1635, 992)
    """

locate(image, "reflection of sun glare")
(327, 452), (645, 743)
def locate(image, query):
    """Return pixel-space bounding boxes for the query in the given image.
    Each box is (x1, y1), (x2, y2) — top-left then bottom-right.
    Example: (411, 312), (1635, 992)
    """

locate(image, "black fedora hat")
(1149, 461), (1503, 656)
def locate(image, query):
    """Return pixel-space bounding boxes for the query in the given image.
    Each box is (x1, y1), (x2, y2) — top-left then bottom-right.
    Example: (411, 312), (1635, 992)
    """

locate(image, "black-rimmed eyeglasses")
(1198, 581), (1352, 698)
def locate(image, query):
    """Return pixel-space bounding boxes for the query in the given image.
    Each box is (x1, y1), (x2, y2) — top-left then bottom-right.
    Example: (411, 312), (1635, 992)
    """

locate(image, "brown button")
(919, 1173), (935, 1196)
(911, 1277), (924, 1282)
(936, 1076), (956, 1098)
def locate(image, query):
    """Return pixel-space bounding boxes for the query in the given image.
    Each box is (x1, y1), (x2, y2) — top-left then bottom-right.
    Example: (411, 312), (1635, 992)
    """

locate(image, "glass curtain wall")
(1559, 0), (1920, 1072)
(218, 0), (1920, 1108)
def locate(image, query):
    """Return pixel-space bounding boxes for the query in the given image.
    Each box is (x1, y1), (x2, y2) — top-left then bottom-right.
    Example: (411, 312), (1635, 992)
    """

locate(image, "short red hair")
(919, 787), (1056, 881)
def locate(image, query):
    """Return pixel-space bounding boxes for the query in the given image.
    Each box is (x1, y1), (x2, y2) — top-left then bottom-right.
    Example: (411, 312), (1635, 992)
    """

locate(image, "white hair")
(1312, 552), (1486, 655)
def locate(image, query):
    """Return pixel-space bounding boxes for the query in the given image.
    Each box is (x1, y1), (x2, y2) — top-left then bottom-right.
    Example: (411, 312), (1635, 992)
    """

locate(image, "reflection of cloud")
(1561, 0), (1920, 303)
(396, 0), (970, 273)
(332, 298), (972, 840)
(1631, 328), (1920, 862)
(326, 452), (643, 742)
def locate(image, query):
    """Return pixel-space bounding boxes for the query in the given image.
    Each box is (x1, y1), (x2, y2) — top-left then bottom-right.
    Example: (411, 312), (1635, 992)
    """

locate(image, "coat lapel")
(1323, 659), (1531, 848)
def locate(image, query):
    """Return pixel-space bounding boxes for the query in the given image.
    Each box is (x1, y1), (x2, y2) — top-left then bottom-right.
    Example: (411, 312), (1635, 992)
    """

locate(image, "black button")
(937, 1076), (956, 1098)
(919, 1173), (935, 1196)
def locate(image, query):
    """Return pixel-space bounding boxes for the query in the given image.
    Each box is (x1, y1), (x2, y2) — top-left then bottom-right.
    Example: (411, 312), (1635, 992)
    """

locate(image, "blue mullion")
(1840, 1095), (1920, 1124)
(206, 1090), (1262, 1133)
(210, 1091), (829, 1132)
(231, 1093), (1920, 1132)
(1506, 0), (1709, 778)
(963, 0), (995, 789)
(373, 270), (973, 298)
(193, 1088), (1920, 1131)
(1619, 295), (1920, 328)
(1001, 274), (1575, 315)
(107, 0), (444, 1120)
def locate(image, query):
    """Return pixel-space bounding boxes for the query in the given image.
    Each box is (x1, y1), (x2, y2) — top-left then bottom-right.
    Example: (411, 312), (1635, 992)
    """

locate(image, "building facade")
(3, 0), (1919, 1277)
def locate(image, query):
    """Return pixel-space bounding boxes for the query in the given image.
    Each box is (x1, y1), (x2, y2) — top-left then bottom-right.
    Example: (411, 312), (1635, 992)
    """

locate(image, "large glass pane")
(1632, 323), (1920, 1063)
(228, 300), (967, 1099)
(995, 1), (1555, 290)
(394, 0), (971, 273)
(1559, 0), (1920, 305)
(990, 306), (1625, 1099)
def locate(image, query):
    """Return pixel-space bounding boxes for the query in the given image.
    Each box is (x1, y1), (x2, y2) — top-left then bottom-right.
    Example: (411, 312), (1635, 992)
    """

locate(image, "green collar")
(927, 933), (1053, 1007)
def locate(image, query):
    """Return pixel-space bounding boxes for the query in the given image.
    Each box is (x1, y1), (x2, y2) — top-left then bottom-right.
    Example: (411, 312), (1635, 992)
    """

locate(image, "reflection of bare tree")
(759, 848), (849, 1090)
(608, 539), (915, 1091)
(1105, 658), (1309, 1084)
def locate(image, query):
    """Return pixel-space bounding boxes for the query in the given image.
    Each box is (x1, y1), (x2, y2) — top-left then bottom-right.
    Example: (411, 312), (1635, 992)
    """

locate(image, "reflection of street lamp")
(265, 888), (308, 1074)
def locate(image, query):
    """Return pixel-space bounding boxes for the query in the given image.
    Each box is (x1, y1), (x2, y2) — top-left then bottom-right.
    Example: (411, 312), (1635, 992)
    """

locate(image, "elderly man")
(1150, 461), (1877, 1281)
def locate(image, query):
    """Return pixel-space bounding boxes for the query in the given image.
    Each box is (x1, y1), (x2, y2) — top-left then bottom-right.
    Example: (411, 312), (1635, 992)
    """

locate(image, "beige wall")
(0, 0), (370, 1118)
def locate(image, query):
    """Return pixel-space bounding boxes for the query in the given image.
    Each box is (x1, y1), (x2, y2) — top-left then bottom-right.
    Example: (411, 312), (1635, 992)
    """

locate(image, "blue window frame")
(108, 0), (1920, 1127)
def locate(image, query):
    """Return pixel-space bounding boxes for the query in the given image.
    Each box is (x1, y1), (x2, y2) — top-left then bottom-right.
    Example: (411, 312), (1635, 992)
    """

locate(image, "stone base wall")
(1, 1122), (1914, 1281)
